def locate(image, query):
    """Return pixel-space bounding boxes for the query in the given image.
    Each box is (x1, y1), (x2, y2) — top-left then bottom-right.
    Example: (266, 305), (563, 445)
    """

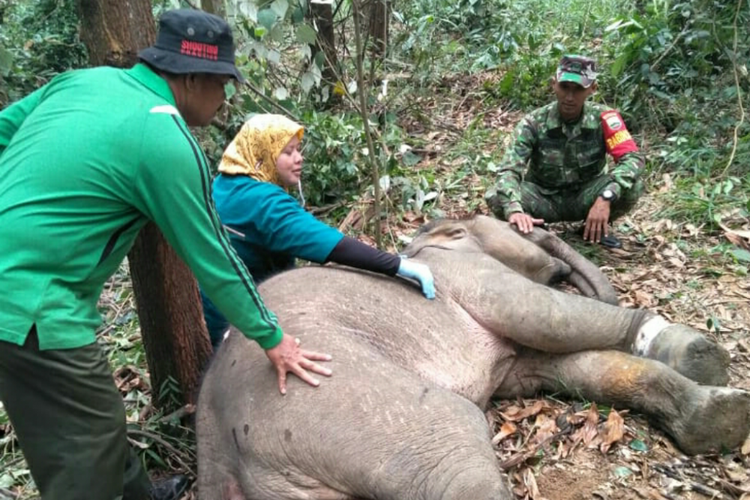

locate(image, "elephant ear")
(523, 227), (619, 305)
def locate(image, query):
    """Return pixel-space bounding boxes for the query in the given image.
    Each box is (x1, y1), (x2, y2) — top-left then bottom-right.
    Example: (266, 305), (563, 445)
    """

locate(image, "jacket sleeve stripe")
(170, 116), (277, 329)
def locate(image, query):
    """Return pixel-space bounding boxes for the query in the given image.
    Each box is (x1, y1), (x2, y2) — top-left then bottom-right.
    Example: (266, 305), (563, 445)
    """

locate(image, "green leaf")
(0, 473), (14, 489)
(296, 24), (318, 45)
(612, 52), (629, 77)
(605, 19), (625, 32)
(613, 466), (633, 478)
(238, 1), (258, 22)
(291, 6), (305, 23)
(730, 248), (750, 263)
(300, 71), (316, 93)
(629, 439), (648, 452)
(257, 8), (277, 31)
(224, 81), (237, 100)
(274, 87), (289, 100)
(313, 50), (326, 68)
(269, 24), (286, 43)
(266, 49), (281, 65)
(271, 0), (289, 19)
(0, 47), (12, 76)
(707, 316), (721, 332)
(402, 150), (422, 166)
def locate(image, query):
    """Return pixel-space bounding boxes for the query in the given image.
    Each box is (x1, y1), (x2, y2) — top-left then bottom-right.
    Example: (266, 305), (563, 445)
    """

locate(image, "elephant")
(196, 215), (750, 500)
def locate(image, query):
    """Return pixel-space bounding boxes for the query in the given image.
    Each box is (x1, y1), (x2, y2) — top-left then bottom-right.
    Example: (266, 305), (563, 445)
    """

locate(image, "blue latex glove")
(397, 257), (436, 299)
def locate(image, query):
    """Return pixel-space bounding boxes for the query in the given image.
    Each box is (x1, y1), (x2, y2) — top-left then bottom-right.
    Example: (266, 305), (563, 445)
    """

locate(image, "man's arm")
(489, 116), (538, 219)
(0, 86), (46, 158)
(133, 114), (282, 349)
(600, 110), (645, 198)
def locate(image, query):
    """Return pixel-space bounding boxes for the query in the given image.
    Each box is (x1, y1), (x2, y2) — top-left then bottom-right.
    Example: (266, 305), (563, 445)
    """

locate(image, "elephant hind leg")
(496, 348), (750, 456)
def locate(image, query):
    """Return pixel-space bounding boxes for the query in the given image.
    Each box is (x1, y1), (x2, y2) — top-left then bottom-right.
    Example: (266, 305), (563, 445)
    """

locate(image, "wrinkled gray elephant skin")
(197, 216), (748, 500)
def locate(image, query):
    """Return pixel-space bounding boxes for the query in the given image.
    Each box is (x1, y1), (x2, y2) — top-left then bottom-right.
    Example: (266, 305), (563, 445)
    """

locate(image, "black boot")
(150, 475), (189, 500)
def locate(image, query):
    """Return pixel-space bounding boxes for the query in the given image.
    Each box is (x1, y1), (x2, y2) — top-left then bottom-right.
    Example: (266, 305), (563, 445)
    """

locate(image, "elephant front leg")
(477, 275), (730, 386)
(478, 276), (644, 353)
(631, 315), (729, 386)
(496, 348), (750, 456)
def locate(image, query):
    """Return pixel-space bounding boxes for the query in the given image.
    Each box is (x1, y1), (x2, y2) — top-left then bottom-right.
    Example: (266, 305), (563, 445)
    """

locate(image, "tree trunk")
(367, 0), (389, 58)
(127, 224), (212, 408)
(78, 0), (156, 68)
(310, 0), (339, 95)
(201, 0), (225, 17)
(77, 0), (212, 409)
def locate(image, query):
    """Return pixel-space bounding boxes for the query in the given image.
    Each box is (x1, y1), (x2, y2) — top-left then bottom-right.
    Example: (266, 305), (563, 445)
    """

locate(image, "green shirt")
(492, 101), (644, 218)
(0, 64), (282, 350)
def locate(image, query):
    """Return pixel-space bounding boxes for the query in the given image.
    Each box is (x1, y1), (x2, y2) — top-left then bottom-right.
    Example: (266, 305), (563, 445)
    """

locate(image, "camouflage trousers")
(491, 174), (644, 223)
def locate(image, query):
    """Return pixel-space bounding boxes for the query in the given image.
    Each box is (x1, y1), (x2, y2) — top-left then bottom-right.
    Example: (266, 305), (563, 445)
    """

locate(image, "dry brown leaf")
(532, 413), (559, 444)
(599, 408), (625, 454)
(659, 173), (674, 192)
(522, 467), (540, 499)
(720, 223), (750, 250)
(741, 435), (750, 455)
(633, 289), (657, 308)
(667, 257), (684, 268)
(500, 400), (545, 422)
(581, 404), (600, 448)
(491, 421), (518, 445)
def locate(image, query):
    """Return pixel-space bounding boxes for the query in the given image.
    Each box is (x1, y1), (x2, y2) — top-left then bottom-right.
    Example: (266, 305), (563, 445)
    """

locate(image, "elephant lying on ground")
(197, 216), (750, 500)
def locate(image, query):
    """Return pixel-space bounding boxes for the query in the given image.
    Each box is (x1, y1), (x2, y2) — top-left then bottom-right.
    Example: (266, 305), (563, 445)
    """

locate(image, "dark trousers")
(0, 328), (151, 500)
(490, 174), (644, 223)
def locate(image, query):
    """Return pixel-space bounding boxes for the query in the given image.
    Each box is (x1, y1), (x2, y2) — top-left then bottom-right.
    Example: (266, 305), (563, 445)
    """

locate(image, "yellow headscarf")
(218, 114), (304, 186)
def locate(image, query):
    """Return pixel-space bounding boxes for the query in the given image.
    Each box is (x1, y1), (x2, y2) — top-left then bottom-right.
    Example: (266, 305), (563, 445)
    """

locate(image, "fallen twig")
(652, 463), (724, 499)
(127, 428), (194, 474)
(497, 426), (574, 471)
(158, 404), (196, 423)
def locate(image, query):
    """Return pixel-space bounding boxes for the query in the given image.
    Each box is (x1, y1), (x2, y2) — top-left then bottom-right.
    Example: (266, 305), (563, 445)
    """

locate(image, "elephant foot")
(668, 385), (750, 455)
(635, 320), (730, 386)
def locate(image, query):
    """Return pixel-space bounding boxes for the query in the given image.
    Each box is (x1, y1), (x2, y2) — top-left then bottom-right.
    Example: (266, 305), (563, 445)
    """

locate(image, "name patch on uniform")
(601, 110), (638, 161)
(604, 112), (623, 130)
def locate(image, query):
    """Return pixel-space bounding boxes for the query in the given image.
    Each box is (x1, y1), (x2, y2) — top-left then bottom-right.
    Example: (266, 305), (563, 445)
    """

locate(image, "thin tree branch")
(351, 0), (382, 248)
(719, 0), (745, 178)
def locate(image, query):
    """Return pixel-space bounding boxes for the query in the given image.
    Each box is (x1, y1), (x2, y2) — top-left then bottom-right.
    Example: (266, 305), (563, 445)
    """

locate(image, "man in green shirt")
(485, 55), (645, 248)
(0, 9), (330, 500)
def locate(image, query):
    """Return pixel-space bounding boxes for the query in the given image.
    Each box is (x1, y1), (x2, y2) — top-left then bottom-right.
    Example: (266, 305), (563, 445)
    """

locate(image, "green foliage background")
(2, 0), (748, 226)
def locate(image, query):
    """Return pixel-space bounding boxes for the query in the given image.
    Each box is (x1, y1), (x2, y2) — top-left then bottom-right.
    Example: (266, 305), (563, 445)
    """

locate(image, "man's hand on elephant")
(265, 334), (333, 395)
(584, 198), (611, 243)
(397, 258), (436, 299)
(508, 212), (544, 234)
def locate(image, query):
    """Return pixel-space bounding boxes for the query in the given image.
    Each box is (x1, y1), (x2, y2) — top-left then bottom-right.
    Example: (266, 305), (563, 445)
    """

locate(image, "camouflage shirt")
(491, 101), (645, 218)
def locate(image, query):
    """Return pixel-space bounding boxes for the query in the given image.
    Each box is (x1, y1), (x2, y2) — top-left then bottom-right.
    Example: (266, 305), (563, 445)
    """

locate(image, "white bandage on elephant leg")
(633, 316), (672, 356)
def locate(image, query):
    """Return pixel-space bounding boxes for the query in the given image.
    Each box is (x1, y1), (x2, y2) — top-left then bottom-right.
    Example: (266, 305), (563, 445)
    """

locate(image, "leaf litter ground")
(1, 71), (749, 499)
(340, 70), (750, 500)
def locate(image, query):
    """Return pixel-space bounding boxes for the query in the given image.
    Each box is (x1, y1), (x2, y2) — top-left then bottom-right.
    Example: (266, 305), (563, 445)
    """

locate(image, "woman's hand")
(264, 334), (333, 395)
(397, 258), (436, 299)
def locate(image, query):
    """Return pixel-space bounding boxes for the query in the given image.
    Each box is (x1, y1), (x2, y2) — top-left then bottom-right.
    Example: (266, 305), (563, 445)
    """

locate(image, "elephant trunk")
(524, 228), (619, 305)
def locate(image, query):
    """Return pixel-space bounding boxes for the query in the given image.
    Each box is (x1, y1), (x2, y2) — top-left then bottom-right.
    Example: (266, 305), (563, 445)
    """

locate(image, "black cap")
(138, 9), (245, 83)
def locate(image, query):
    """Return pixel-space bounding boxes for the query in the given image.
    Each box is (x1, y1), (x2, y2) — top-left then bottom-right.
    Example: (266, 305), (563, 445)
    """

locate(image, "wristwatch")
(600, 189), (616, 202)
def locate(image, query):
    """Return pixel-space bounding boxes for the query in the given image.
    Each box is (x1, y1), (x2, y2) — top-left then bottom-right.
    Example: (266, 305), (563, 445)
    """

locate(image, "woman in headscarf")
(202, 114), (435, 349)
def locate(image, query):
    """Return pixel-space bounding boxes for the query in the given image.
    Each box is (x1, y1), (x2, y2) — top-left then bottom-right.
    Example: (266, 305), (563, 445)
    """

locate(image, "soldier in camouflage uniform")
(486, 55), (645, 248)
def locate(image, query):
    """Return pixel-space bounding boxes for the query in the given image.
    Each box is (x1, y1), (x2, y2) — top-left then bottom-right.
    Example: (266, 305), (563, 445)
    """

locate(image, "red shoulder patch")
(601, 110), (638, 161)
